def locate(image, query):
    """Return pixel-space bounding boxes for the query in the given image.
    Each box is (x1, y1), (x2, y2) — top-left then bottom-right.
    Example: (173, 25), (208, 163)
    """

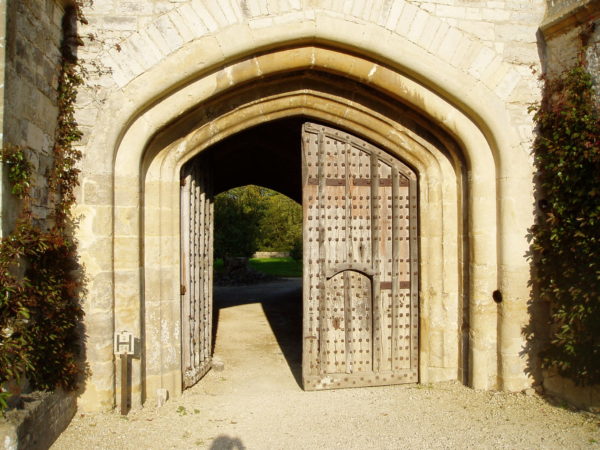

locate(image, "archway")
(138, 65), (467, 407)
(178, 117), (423, 393)
(77, 39), (532, 411)
(178, 120), (303, 389)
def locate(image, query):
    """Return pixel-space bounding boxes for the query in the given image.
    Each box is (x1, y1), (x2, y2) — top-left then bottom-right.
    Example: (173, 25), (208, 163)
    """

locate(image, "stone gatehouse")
(0, 0), (598, 412)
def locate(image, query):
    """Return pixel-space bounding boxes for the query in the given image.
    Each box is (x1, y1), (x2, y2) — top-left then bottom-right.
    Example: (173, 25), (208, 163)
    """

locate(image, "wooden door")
(180, 160), (214, 388)
(302, 122), (418, 390)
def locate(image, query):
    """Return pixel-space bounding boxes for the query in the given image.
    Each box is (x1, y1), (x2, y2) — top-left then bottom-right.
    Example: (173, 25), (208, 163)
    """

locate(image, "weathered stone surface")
(1, 0), (63, 232)
(0, 0), (596, 417)
(543, 369), (600, 412)
(0, 390), (76, 450)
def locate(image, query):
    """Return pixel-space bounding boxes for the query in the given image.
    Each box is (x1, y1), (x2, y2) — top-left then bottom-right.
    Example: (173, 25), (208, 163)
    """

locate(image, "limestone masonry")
(0, 0), (598, 414)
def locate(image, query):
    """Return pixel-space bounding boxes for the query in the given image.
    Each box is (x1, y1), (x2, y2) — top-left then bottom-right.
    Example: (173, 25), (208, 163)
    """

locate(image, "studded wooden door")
(180, 160), (214, 388)
(302, 122), (418, 390)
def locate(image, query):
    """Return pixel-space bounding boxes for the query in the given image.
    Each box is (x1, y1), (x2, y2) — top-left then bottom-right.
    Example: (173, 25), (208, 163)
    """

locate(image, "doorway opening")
(179, 117), (304, 390)
(122, 50), (486, 409)
(213, 278), (304, 389)
(179, 119), (419, 392)
(212, 184), (304, 388)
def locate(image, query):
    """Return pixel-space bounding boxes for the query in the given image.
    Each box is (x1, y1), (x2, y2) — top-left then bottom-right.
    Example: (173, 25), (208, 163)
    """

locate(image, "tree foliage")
(529, 61), (600, 385)
(257, 191), (302, 253)
(214, 185), (266, 258)
(214, 185), (302, 259)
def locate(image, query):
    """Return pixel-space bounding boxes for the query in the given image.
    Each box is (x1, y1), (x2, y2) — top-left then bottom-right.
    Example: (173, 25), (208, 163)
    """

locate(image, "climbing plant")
(1, 145), (32, 198)
(529, 54), (600, 385)
(0, 3), (87, 410)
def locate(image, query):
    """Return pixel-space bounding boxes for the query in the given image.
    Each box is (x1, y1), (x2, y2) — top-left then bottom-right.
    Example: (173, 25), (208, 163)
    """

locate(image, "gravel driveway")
(52, 279), (600, 449)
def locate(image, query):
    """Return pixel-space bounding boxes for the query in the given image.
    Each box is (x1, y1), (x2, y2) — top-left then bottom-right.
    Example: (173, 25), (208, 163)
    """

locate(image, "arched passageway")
(205, 117), (303, 202)
(176, 120), (303, 389)
(77, 40), (533, 411)
(180, 118), (423, 393)
(212, 278), (304, 388)
(139, 62), (469, 406)
(137, 64), (473, 407)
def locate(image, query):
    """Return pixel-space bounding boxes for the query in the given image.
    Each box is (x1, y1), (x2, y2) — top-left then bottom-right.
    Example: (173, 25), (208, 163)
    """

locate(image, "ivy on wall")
(530, 52), (600, 385)
(0, 3), (87, 411)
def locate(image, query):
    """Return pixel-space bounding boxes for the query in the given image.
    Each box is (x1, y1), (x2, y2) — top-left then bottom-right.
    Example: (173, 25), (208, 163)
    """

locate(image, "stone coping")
(0, 390), (76, 450)
(541, 0), (600, 38)
(252, 251), (290, 258)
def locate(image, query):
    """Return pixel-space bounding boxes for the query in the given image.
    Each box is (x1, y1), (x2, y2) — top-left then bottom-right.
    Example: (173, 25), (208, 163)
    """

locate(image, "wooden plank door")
(302, 122), (419, 390)
(180, 160), (214, 388)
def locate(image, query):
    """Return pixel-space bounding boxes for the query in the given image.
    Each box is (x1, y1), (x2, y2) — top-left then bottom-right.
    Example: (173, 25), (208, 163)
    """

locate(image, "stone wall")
(0, 390), (77, 450)
(0, 0), (65, 234)
(252, 251), (290, 258)
(0, 0), (81, 442)
(74, 0), (547, 146)
(69, 0), (546, 411)
(407, 0), (545, 65)
(0, 0), (597, 423)
(0, 0), (8, 236)
(542, 0), (600, 77)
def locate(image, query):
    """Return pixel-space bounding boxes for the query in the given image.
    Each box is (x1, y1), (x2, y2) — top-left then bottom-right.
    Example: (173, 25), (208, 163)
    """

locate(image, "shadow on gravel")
(213, 278), (303, 388)
(210, 435), (246, 449)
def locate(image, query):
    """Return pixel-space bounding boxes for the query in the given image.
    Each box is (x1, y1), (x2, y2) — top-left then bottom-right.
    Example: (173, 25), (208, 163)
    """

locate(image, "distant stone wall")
(253, 251), (290, 259)
(0, 0), (64, 233)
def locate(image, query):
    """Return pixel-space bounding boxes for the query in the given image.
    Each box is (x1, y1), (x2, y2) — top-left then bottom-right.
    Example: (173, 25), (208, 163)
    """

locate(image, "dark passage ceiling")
(200, 117), (304, 202)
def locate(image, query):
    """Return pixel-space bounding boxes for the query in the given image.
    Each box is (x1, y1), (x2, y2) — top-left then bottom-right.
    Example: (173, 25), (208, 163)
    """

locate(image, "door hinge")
(180, 284), (187, 295)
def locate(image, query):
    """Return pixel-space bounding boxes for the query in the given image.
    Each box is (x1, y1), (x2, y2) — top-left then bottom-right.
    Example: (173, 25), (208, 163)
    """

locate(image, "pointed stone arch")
(76, 14), (533, 410)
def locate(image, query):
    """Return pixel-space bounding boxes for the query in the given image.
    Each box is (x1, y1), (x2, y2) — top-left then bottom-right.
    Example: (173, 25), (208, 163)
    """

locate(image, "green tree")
(257, 193), (302, 252)
(214, 185), (267, 258)
(213, 185), (302, 259)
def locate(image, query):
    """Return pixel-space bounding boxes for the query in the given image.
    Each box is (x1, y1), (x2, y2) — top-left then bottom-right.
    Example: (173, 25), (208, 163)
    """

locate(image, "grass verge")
(214, 257), (302, 278)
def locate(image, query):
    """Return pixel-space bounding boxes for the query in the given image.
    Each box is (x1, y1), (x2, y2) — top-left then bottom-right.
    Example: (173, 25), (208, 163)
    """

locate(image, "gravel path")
(53, 279), (600, 449)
